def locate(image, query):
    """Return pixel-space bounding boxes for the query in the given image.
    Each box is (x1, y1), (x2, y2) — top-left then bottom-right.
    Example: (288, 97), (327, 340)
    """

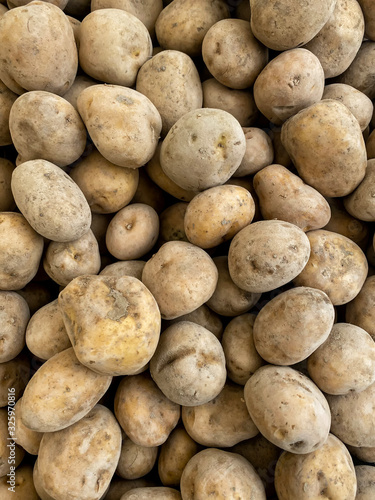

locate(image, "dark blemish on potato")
(116, 95), (134, 105)
(157, 347), (196, 373)
(215, 42), (221, 55)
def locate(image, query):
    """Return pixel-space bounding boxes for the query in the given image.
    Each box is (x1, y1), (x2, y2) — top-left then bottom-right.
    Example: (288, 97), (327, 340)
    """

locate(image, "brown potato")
(0, 291), (29, 363)
(346, 275), (375, 340)
(14, 398), (43, 455)
(0, 158), (15, 211)
(358, 0), (375, 40)
(130, 168), (168, 214)
(344, 159), (375, 221)
(158, 202), (188, 246)
(100, 260), (146, 281)
(61, 74), (97, 111)
(0, 353), (29, 407)
(0, 81), (17, 146)
(165, 304), (223, 340)
(347, 445), (375, 464)
(104, 478), (158, 500)
(0, 463), (39, 499)
(355, 465), (375, 499)
(116, 435), (158, 480)
(121, 488), (181, 500)
(233, 127), (273, 177)
(338, 41), (375, 99)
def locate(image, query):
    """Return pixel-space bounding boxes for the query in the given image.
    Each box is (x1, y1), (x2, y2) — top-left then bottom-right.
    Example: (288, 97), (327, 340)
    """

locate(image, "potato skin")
(0, 158), (15, 211)
(116, 436), (158, 480)
(0, 408), (24, 478)
(358, 0), (375, 40)
(0, 463), (39, 499)
(338, 41), (375, 99)
(121, 488), (181, 500)
(0, 81), (17, 146)
(14, 397), (43, 456)
(346, 276), (375, 340)
(0, 291), (29, 363)
(355, 465), (375, 499)
(234, 127), (273, 176)
(100, 260), (146, 281)
(344, 159), (375, 221)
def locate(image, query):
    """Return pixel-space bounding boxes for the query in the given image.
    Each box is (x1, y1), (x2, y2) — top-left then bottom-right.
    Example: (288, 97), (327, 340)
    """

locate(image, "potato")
(155, 0), (229, 57)
(0, 81), (17, 146)
(7, 0), (69, 8)
(323, 84), (373, 132)
(180, 448), (266, 499)
(367, 129), (375, 159)
(0, 212), (44, 291)
(11, 159), (92, 242)
(158, 202), (188, 246)
(91, 0), (163, 37)
(33, 459), (57, 500)
(0, 158), (15, 211)
(281, 100), (367, 197)
(142, 241), (217, 319)
(244, 365), (331, 454)
(228, 220), (311, 293)
(106, 203), (159, 260)
(100, 260), (146, 281)
(338, 41), (375, 99)
(122, 487), (181, 499)
(158, 426), (199, 487)
(326, 381), (375, 447)
(16, 281), (53, 315)
(206, 256), (260, 316)
(253, 164), (331, 231)
(274, 434), (356, 500)
(77, 85), (162, 169)
(0, 1), (77, 95)
(136, 50), (203, 137)
(128, 168), (168, 214)
(79, 9), (152, 87)
(37, 405), (121, 500)
(233, 127), (273, 177)
(358, 0), (375, 40)
(344, 159), (375, 221)
(293, 230), (368, 306)
(222, 313), (264, 386)
(90, 213), (112, 254)
(250, 0), (336, 51)
(149, 321), (226, 406)
(308, 323), (375, 395)
(70, 149), (139, 214)
(347, 445), (375, 464)
(105, 479), (158, 500)
(0, 291), (29, 362)
(116, 435), (158, 480)
(14, 397), (43, 455)
(202, 19), (268, 89)
(0, 408), (24, 477)
(355, 465), (375, 499)
(346, 275), (375, 340)
(114, 373), (180, 447)
(254, 48), (324, 125)
(21, 347), (112, 432)
(67, 15), (81, 51)
(0, 353), (29, 407)
(0, 463), (39, 500)
(0, 3), (7, 13)
(160, 108), (246, 191)
(202, 79), (258, 128)
(61, 74), (97, 111)
(165, 304), (223, 340)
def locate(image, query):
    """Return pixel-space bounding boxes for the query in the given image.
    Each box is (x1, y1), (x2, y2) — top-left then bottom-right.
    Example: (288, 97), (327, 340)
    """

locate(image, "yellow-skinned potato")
(21, 347), (112, 432)
(59, 275), (161, 375)
(0, 291), (29, 363)
(344, 159), (375, 221)
(100, 260), (146, 281)
(254, 164), (331, 231)
(116, 435), (158, 480)
(346, 275), (375, 340)
(281, 99), (367, 197)
(0, 464), (39, 500)
(0, 80), (17, 146)
(338, 41), (375, 99)
(0, 408), (24, 478)
(158, 202), (189, 246)
(0, 353), (29, 406)
(0, 158), (15, 211)
(234, 127), (273, 177)
(0, 1), (77, 95)
(14, 398), (43, 455)
(184, 185), (255, 249)
(37, 405), (121, 500)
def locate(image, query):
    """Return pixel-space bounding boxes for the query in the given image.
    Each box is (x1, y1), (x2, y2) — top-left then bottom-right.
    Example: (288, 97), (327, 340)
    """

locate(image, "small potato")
(155, 0), (229, 57)
(180, 448), (266, 500)
(150, 321), (226, 406)
(79, 9), (152, 87)
(184, 185), (255, 249)
(182, 382), (259, 447)
(8, 0), (69, 7)
(100, 260), (146, 281)
(77, 85), (162, 169)
(253, 287), (335, 366)
(358, 0), (375, 40)
(228, 220), (311, 293)
(253, 48), (324, 125)
(165, 304), (223, 340)
(106, 203), (159, 260)
(158, 202), (189, 246)
(250, 0), (336, 51)
(304, 0), (364, 79)
(206, 256), (261, 317)
(202, 19), (268, 89)
(158, 427), (199, 487)
(0, 212), (44, 291)
(160, 108), (246, 192)
(233, 127), (273, 177)
(11, 159), (92, 242)
(293, 230), (368, 306)
(121, 488), (181, 500)
(129, 168), (168, 214)
(25, 299), (71, 360)
(0, 291), (29, 363)
(344, 159), (375, 221)
(0, 80), (17, 146)
(347, 445), (375, 463)
(308, 323), (375, 395)
(90, 213), (112, 254)
(0, 408), (24, 478)
(21, 347), (112, 432)
(244, 365), (331, 454)
(70, 149), (139, 214)
(59, 275), (161, 376)
(274, 434), (356, 500)
(355, 465), (375, 499)
(37, 405), (121, 500)
(346, 275), (375, 340)
(136, 50), (203, 137)
(105, 479), (158, 500)
(222, 313), (265, 386)
(323, 83), (373, 132)
(338, 41), (375, 99)
(0, 463), (39, 500)
(202, 79), (258, 128)
(0, 158), (15, 211)
(16, 282), (53, 315)
(61, 74), (97, 111)
(141, 241), (218, 319)
(281, 99), (367, 197)
(254, 164), (331, 231)
(14, 397), (43, 455)
(114, 373), (180, 447)
(0, 353), (29, 406)
(116, 436), (158, 480)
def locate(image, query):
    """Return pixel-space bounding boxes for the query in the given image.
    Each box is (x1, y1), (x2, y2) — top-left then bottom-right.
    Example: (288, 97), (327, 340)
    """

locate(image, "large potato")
(11, 159), (92, 242)
(346, 275), (375, 340)
(77, 85), (162, 169)
(281, 99), (367, 197)
(0, 291), (29, 362)
(0, 1), (77, 95)
(21, 347), (112, 432)
(58, 275), (161, 375)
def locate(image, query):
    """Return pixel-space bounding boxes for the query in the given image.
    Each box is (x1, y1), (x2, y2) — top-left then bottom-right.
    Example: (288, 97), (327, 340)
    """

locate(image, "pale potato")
(344, 159), (375, 221)
(0, 291), (29, 363)
(346, 275), (375, 341)
(116, 435), (158, 480)
(234, 127), (273, 177)
(0, 80), (17, 146)
(0, 353), (29, 406)
(338, 41), (375, 99)
(358, 0), (375, 40)
(165, 304), (223, 340)
(14, 397), (43, 455)
(100, 260), (146, 281)
(0, 463), (39, 500)
(61, 74), (97, 111)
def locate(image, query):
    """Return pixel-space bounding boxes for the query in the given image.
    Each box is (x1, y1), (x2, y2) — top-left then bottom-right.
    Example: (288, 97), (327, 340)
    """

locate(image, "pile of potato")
(1, 0), (375, 498)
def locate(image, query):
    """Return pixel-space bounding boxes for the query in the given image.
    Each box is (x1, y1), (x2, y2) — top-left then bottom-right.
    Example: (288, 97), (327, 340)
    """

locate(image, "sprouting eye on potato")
(1, 0), (375, 497)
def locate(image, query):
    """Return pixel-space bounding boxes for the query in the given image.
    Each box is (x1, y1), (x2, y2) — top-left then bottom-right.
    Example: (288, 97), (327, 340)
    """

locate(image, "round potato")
(160, 108), (246, 191)
(158, 202), (188, 246)
(293, 229), (368, 306)
(100, 260), (146, 281)
(130, 168), (168, 214)
(0, 80), (17, 146)
(338, 41), (375, 99)
(77, 85), (162, 169)
(116, 435), (158, 480)
(0, 1), (77, 95)
(244, 365), (331, 454)
(346, 275), (375, 340)
(0, 463), (39, 500)
(14, 397), (43, 455)
(228, 219), (311, 293)
(165, 304), (223, 340)
(0, 291), (29, 363)
(355, 465), (375, 499)
(150, 321), (226, 406)
(344, 159), (375, 221)
(234, 127), (273, 177)
(21, 347), (112, 432)
(11, 159), (92, 242)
